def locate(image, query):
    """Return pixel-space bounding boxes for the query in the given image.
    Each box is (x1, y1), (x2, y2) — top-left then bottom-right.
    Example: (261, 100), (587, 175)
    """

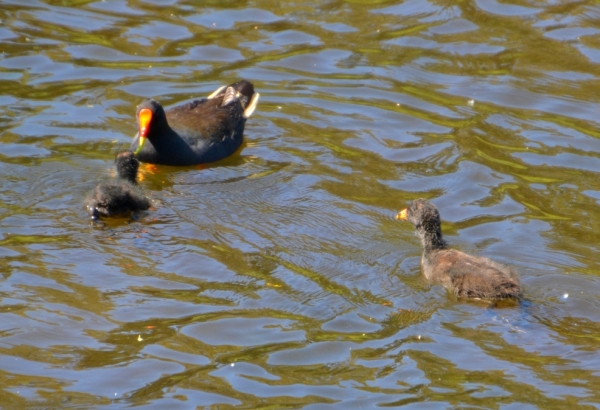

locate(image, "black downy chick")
(86, 151), (150, 220)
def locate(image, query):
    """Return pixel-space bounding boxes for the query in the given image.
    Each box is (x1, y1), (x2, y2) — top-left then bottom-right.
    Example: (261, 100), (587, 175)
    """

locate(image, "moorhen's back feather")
(86, 151), (150, 220)
(131, 80), (259, 166)
(397, 199), (522, 300)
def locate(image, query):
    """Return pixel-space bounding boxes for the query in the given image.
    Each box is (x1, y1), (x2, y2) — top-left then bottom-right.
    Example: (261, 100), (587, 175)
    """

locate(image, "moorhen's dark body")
(86, 151), (150, 220)
(397, 199), (521, 300)
(131, 80), (259, 166)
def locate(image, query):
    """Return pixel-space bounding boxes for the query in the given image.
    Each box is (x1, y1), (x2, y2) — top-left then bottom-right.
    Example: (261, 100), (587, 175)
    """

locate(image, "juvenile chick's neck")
(418, 228), (448, 253)
(117, 167), (138, 184)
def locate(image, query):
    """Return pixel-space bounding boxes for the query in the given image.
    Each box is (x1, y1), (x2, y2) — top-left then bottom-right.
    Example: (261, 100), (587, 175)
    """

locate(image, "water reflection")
(0, 0), (600, 408)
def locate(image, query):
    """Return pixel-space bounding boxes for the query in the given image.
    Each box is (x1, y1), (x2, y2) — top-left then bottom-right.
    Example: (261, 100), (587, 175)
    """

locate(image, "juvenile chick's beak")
(396, 208), (407, 221)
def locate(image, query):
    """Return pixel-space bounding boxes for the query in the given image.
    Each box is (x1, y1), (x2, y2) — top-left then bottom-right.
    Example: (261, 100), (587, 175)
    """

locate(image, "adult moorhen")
(86, 151), (151, 219)
(397, 199), (522, 300)
(131, 80), (259, 166)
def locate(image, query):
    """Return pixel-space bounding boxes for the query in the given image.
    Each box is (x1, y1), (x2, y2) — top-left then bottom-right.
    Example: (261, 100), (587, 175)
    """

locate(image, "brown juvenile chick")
(397, 199), (521, 300)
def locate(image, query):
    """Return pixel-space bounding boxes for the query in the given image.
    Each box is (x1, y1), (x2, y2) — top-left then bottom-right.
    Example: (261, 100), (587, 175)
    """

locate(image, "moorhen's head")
(134, 99), (167, 155)
(397, 199), (447, 251)
(229, 80), (255, 109)
(115, 150), (139, 184)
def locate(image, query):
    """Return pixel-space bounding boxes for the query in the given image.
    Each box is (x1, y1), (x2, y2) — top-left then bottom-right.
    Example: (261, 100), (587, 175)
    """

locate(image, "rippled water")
(1, 0), (600, 408)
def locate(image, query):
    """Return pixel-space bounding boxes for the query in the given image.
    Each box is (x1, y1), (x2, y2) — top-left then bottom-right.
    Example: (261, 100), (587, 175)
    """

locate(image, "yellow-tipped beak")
(135, 107), (152, 155)
(396, 209), (407, 221)
(134, 135), (146, 155)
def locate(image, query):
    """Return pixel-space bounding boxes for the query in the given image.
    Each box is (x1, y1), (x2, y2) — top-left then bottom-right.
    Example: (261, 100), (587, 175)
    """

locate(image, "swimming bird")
(131, 80), (259, 166)
(397, 199), (521, 299)
(86, 151), (150, 219)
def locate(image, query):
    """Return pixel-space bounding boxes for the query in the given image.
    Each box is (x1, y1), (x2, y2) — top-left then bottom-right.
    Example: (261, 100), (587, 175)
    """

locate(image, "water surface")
(1, 0), (600, 408)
